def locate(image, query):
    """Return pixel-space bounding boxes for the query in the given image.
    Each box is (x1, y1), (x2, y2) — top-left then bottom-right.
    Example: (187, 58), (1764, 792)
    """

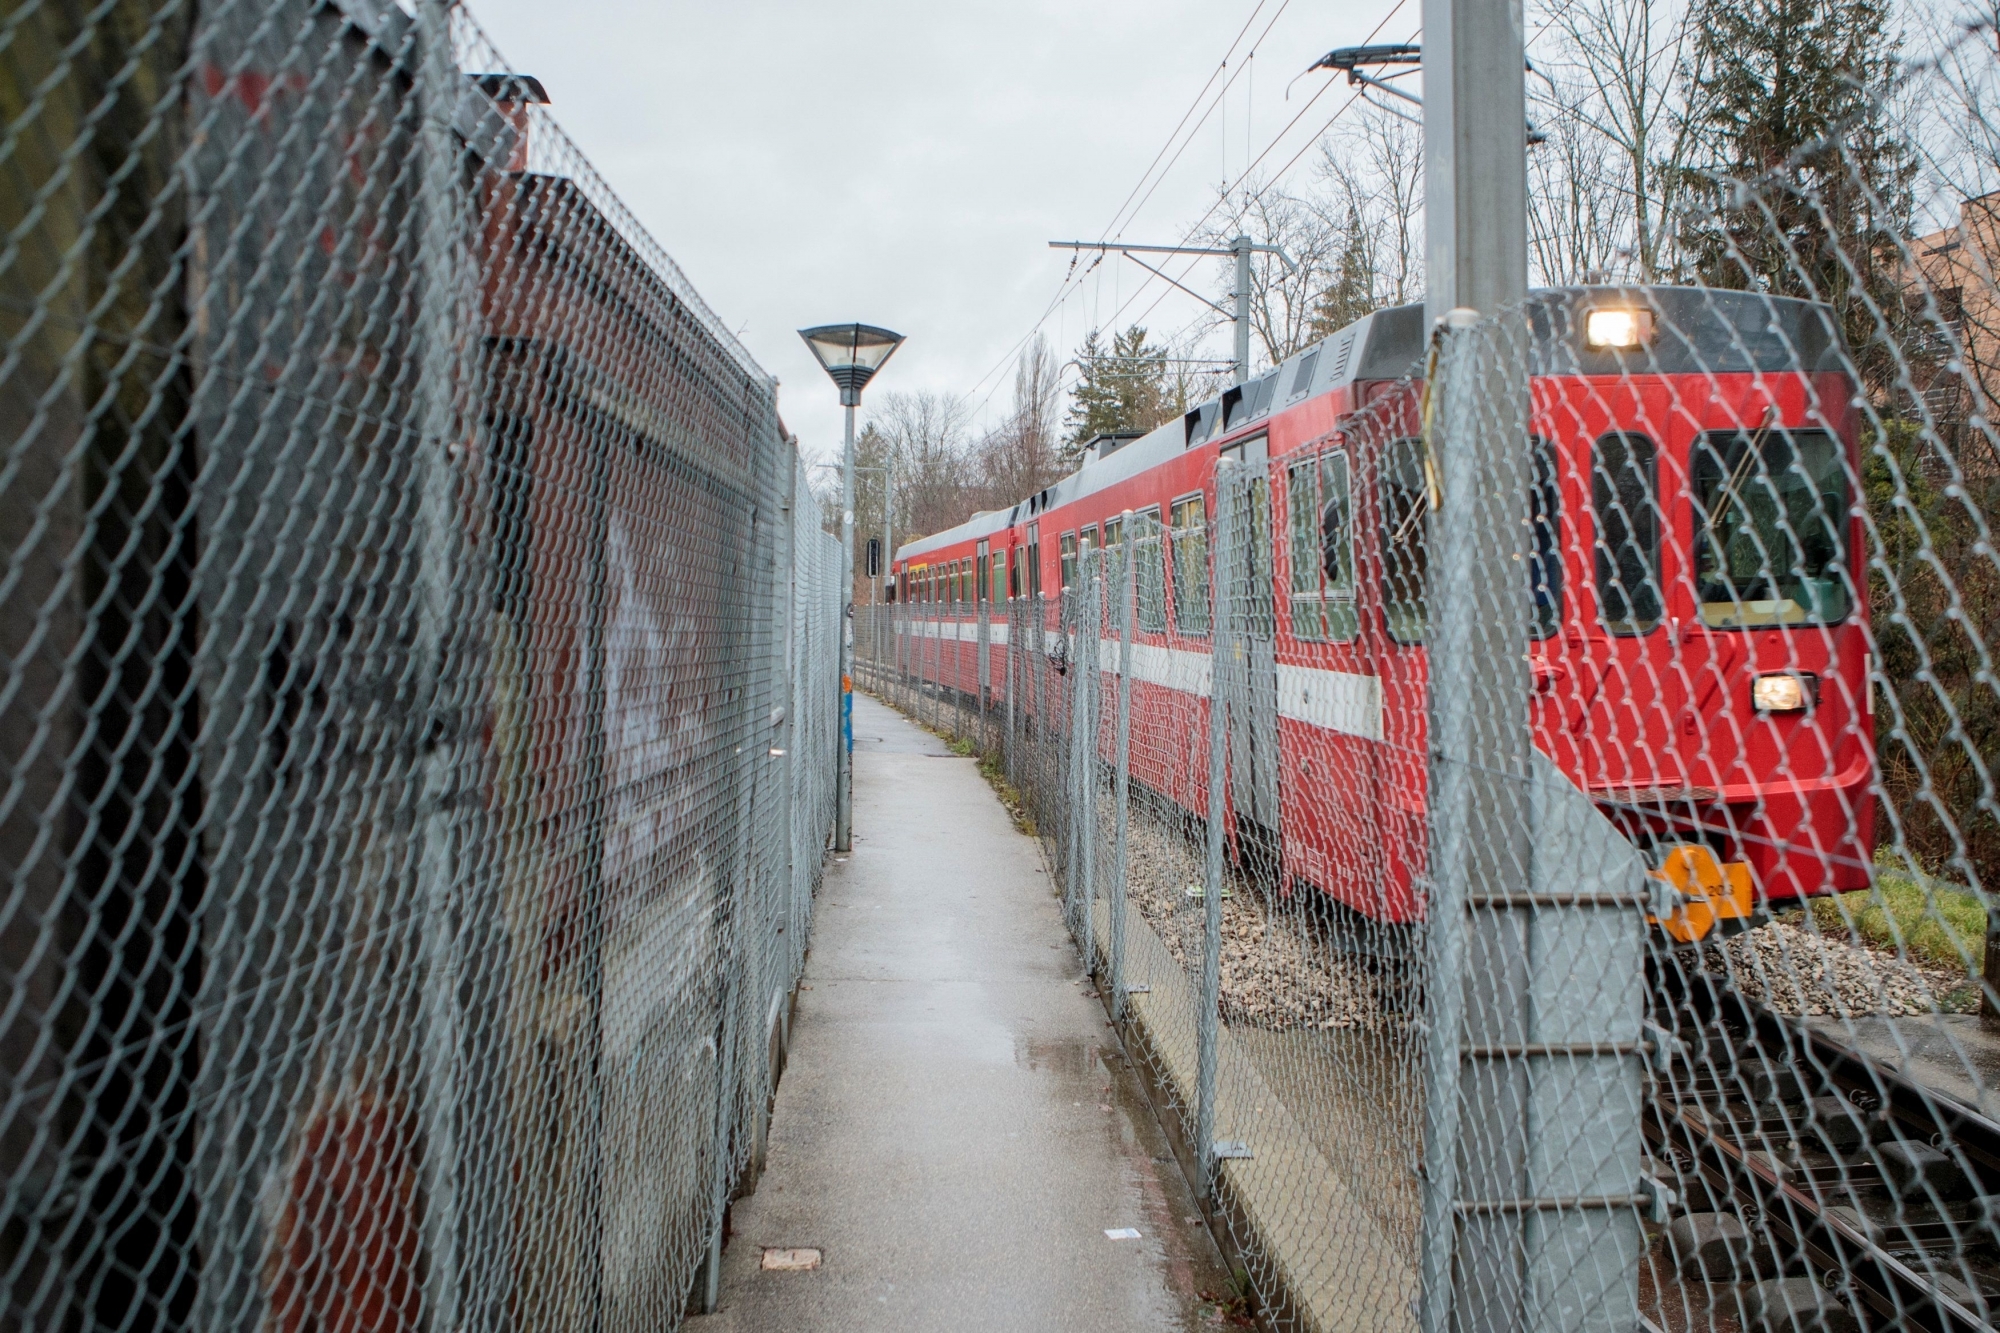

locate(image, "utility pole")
(1415, 5), (1649, 1333)
(1048, 238), (1295, 385)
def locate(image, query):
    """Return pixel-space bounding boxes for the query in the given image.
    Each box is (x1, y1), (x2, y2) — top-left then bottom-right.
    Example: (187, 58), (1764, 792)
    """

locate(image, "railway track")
(1648, 967), (2000, 1332)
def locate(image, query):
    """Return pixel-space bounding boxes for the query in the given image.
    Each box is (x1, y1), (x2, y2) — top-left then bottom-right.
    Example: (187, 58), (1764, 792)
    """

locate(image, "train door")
(1282, 436), (1386, 914)
(1220, 437), (1280, 834)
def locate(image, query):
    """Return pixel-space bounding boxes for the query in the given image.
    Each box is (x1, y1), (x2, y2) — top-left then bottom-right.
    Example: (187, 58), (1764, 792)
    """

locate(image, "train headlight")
(1751, 672), (1817, 713)
(1584, 308), (1654, 350)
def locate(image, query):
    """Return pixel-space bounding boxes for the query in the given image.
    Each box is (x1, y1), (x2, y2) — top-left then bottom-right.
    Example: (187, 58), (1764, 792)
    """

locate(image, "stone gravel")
(1092, 798), (1398, 1031)
(1704, 919), (1978, 1018)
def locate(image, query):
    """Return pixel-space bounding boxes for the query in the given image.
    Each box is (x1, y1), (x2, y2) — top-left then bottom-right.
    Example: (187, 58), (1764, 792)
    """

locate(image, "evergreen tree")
(1673, 0), (1916, 387)
(1310, 206), (1378, 339)
(1062, 325), (1175, 461)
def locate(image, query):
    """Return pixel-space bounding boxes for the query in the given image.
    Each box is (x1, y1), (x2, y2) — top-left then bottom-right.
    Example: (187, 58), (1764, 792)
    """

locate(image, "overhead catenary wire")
(967, 0), (1412, 420)
(963, 2), (1298, 412)
(1096, 17), (1418, 358)
(1097, 0), (1289, 245)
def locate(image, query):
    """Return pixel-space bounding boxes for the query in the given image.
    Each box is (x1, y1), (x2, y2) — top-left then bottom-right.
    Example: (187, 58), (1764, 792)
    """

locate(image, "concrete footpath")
(687, 693), (1231, 1332)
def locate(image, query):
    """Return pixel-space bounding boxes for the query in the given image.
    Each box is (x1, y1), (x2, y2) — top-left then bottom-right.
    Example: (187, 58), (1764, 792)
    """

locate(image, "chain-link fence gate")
(1, 3), (841, 1329)
(854, 33), (2000, 1333)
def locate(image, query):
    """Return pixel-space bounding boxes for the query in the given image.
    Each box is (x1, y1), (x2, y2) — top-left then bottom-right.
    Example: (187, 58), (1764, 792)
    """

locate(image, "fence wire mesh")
(856, 43), (2000, 1333)
(1, 3), (841, 1330)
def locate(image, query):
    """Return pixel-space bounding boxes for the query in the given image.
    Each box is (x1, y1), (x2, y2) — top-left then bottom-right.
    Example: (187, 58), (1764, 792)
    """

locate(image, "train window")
(1170, 494), (1210, 636)
(1288, 460), (1318, 627)
(1381, 437), (1430, 643)
(1060, 532), (1078, 590)
(1134, 508), (1168, 632)
(1593, 431), (1662, 634)
(1530, 437), (1563, 640)
(1082, 523), (1100, 553)
(1288, 451), (1357, 642)
(1097, 520), (1124, 603)
(1027, 523), (1042, 598)
(1691, 428), (1851, 629)
(991, 551), (1006, 603)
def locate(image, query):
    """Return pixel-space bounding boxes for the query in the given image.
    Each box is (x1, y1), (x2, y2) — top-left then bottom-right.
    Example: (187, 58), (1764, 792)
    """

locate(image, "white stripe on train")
(893, 621), (1383, 741)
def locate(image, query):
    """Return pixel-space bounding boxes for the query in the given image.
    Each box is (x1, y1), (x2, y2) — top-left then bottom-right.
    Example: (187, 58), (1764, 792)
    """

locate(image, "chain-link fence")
(1, 3), (840, 1329)
(857, 43), (2000, 1333)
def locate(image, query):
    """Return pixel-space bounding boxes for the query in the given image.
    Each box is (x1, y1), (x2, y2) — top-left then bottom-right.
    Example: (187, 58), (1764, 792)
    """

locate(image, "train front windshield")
(1690, 428), (1852, 629)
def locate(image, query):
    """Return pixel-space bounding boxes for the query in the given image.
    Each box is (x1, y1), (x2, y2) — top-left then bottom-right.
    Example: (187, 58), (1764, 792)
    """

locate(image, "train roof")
(894, 303), (1426, 564)
(894, 285), (1843, 564)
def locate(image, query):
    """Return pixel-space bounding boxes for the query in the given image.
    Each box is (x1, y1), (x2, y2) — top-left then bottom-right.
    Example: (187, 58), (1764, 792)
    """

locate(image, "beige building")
(1910, 192), (2000, 448)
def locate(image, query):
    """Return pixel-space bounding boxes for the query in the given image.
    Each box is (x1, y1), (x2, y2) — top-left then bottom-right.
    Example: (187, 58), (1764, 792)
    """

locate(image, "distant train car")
(893, 288), (1875, 942)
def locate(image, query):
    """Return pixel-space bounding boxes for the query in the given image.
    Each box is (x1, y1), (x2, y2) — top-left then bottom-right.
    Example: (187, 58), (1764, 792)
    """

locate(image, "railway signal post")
(800, 323), (906, 853)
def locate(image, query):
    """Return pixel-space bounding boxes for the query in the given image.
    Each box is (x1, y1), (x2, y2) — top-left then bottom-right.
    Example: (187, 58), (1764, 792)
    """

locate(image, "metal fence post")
(1418, 6), (1648, 1327)
(414, 4), (470, 1321)
(1199, 465), (1234, 1199)
(978, 585), (992, 752)
(1064, 585), (1085, 932)
(1111, 531), (1135, 1023)
(1005, 598), (1018, 785)
(1081, 569), (1101, 958)
(1418, 0), (1530, 1322)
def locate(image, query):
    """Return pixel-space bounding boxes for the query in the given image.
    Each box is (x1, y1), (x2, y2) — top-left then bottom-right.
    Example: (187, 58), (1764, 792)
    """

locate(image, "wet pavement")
(686, 693), (1232, 1332)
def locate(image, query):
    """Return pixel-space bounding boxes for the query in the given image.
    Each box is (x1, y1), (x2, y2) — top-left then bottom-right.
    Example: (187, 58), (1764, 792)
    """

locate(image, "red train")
(890, 287), (1876, 942)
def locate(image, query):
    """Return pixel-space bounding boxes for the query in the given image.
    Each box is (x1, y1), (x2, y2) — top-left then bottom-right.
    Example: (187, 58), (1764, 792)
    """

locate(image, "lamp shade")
(799, 323), (904, 405)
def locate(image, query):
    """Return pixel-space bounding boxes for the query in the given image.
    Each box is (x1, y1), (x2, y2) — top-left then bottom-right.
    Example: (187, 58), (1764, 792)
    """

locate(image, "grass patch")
(976, 747), (1035, 836)
(1787, 859), (1988, 975)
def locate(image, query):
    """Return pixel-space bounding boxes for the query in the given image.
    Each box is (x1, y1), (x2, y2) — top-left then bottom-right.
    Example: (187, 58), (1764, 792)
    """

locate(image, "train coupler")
(1647, 844), (1755, 944)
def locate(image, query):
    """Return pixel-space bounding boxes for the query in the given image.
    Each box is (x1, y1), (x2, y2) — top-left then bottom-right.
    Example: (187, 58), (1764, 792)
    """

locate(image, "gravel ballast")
(1088, 795), (1399, 1031)
(1706, 919), (1978, 1018)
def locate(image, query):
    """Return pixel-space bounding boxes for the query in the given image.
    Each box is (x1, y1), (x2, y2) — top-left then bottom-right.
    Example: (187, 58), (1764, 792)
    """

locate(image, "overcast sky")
(465, 0), (1410, 463)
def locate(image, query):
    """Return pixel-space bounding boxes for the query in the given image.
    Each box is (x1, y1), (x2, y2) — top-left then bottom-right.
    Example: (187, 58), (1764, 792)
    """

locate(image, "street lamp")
(799, 322), (905, 853)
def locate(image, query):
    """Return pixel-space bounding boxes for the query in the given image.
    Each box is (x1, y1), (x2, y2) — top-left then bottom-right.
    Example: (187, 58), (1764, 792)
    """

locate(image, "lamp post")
(799, 322), (905, 853)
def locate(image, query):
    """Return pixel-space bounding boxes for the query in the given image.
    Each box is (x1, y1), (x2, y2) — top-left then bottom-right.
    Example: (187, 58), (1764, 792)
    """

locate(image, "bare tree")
(1202, 178), (1343, 368)
(1535, 0), (1705, 280)
(976, 333), (1066, 504)
(1527, 68), (1635, 284)
(1319, 104), (1426, 307)
(1904, 2), (2000, 217)
(877, 390), (978, 542)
